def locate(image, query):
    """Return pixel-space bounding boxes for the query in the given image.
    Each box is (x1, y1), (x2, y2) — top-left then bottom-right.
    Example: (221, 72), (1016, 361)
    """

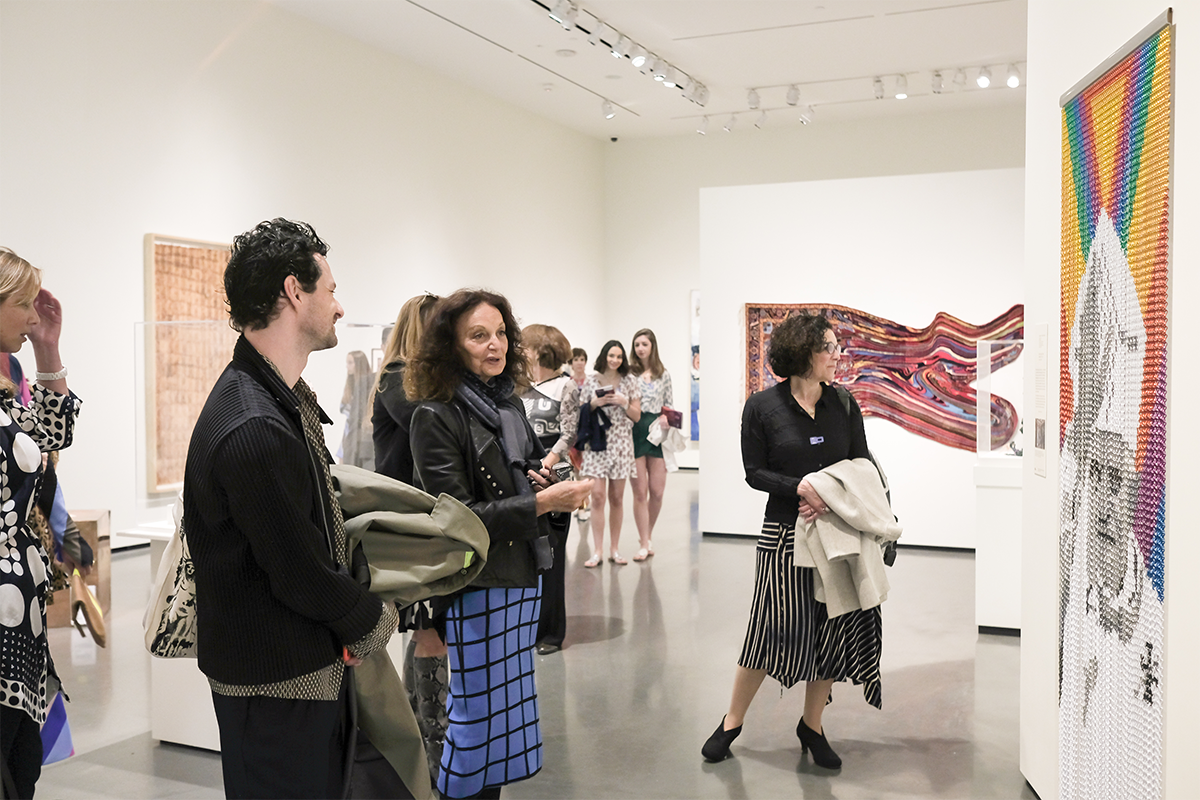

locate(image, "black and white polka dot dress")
(0, 385), (80, 725)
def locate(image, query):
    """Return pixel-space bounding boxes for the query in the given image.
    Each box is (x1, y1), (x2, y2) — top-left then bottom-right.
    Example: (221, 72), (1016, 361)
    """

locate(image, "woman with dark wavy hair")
(406, 289), (591, 799)
(577, 339), (641, 568)
(702, 311), (882, 772)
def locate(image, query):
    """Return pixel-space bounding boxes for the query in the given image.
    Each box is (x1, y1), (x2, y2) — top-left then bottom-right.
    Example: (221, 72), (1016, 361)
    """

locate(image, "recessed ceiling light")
(555, 49), (576, 58)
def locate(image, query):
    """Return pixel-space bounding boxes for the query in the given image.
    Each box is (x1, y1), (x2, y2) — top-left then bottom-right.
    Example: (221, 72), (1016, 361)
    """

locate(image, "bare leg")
(589, 477), (607, 556)
(630, 456), (651, 550)
(723, 666), (768, 730)
(802, 679), (836, 733)
(608, 478), (627, 556)
(646, 456), (668, 539)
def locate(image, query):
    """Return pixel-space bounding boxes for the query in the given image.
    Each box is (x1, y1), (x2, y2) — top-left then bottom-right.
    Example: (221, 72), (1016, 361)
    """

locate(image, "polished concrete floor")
(38, 471), (1035, 799)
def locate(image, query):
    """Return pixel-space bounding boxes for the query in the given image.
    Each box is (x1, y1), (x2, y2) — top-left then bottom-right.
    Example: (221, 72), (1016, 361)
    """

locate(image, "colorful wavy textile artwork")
(1058, 18), (1171, 800)
(744, 303), (1023, 452)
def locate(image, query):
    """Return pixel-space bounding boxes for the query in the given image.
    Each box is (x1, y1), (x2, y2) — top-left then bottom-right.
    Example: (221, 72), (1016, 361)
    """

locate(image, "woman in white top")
(578, 340), (641, 567)
(519, 325), (580, 654)
(628, 328), (673, 562)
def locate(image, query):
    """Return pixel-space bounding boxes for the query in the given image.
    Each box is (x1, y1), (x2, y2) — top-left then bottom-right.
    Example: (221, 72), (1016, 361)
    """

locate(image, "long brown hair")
(374, 293), (439, 395)
(404, 289), (530, 402)
(628, 327), (665, 379)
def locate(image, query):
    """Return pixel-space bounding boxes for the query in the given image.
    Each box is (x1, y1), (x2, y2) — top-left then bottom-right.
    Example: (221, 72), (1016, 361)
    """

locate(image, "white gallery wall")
(601, 106), (1027, 469)
(1023, 2), (1200, 798)
(0, 1), (607, 536)
(698, 169), (1024, 548)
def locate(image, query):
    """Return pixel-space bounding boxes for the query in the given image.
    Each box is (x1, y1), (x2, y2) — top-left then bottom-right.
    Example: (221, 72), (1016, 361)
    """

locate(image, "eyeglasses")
(817, 342), (843, 355)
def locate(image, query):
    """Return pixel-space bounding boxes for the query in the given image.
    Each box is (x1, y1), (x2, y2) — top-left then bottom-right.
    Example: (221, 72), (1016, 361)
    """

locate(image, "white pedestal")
(975, 458), (1022, 632)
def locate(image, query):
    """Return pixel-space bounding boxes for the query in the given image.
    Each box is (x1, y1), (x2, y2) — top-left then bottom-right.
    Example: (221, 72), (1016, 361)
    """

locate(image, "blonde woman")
(628, 328), (673, 562)
(0, 248), (80, 797)
(371, 293), (447, 784)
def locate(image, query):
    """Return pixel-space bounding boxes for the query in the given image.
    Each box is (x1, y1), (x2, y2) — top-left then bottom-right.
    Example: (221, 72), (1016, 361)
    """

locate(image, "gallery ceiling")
(272, 0), (1029, 139)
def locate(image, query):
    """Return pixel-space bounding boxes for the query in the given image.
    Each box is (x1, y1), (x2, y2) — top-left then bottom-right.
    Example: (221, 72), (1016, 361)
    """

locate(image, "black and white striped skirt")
(738, 520), (883, 708)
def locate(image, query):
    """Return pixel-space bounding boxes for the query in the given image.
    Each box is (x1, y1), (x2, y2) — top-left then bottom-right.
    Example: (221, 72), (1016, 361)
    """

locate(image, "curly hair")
(593, 339), (629, 376)
(404, 289), (530, 402)
(224, 218), (329, 332)
(767, 312), (832, 379)
(523, 324), (572, 371)
(628, 327), (665, 379)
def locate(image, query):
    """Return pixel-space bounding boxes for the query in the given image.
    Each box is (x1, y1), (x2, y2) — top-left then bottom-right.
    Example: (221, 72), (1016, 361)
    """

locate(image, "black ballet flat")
(701, 716), (742, 762)
(796, 717), (842, 769)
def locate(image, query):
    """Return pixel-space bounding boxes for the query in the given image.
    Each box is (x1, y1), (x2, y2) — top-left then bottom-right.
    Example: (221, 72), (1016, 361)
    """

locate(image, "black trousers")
(1, 704), (42, 799)
(211, 681), (348, 800)
(536, 514), (569, 647)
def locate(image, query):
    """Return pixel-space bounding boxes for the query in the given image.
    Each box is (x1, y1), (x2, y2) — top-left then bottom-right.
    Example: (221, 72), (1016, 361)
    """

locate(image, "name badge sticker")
(809, 436), (824, 445)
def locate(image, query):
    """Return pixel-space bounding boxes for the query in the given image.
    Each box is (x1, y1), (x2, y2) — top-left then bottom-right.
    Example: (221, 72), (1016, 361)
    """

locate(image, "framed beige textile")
(143, 234), (234, 494)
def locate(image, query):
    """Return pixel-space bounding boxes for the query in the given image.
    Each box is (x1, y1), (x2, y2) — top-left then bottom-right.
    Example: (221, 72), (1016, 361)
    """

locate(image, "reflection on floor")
(39, 471), (1035, 799)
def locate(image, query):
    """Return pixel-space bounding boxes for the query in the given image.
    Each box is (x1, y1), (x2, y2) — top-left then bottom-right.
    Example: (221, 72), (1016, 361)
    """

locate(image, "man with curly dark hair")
(185, 218), (399, 798)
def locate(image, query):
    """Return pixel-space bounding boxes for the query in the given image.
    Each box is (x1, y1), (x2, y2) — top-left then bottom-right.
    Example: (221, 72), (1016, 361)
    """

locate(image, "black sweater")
(184, 336), (383, 686)
(741, 381), (869, 526)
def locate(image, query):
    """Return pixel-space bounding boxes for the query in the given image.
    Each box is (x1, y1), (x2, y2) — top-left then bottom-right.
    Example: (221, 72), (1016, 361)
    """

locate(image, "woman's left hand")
(658, 413), (670, 431)
(28, 289), (63, 348)
(797, 478), (830, 519)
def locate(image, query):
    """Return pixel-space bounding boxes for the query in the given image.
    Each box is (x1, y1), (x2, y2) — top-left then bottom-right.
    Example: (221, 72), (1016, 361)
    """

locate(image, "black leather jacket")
(409, 394), (550, 589)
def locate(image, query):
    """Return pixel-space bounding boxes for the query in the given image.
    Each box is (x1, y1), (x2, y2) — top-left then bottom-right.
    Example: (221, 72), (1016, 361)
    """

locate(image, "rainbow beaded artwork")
(745, 303), (1023, 452)
(1059, 21), (1170, 800)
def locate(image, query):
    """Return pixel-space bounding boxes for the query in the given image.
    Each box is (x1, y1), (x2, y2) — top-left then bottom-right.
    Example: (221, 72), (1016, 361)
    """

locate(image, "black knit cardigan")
(183, 336), (383, 686)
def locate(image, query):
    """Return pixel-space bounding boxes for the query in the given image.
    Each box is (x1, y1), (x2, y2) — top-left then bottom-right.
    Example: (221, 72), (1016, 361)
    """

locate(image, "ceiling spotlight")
(754, 110), (767, 129)
(602, 100), (615, 119)
(931, 71), (944, 94)
(629, 45), (647, 69)
(799, 104), (815, 125)
(747, 89), (761, 110)
(1006, 64), (1021, 88)
(587, 23), (606, 47)
(548, 0), (577, 30)
(873, 76), (884, 100)
(610, 35), (629, 59)
(697, 116), (709, 135)
(954, 68), (967, 90)
(652, 58), (667, 81)
(723, 114), (736, 133)
(685, 82), (709, 106)
(663, 67), (679, 88)
(977, 66), (992, 88)
(894, 74), (908, 100)
(786, 84), (800, 106)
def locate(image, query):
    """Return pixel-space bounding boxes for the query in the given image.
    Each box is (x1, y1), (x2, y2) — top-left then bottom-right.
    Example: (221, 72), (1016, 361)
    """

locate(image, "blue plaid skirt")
(437, 581), (543, 798)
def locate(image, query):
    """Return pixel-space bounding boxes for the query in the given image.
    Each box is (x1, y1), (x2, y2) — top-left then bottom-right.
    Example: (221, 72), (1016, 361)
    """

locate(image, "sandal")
(633, 548), (650, 562)
(608, 552), (628, 565)
(584, 552), (602, 568)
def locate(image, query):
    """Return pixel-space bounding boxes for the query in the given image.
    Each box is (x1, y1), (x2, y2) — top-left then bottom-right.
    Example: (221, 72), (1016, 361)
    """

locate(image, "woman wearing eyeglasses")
(702, 312), (882, 771)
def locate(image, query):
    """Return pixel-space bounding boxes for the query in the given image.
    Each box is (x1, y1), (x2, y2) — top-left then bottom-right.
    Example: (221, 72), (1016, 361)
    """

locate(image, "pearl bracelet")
(36, 365), (68, 381)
